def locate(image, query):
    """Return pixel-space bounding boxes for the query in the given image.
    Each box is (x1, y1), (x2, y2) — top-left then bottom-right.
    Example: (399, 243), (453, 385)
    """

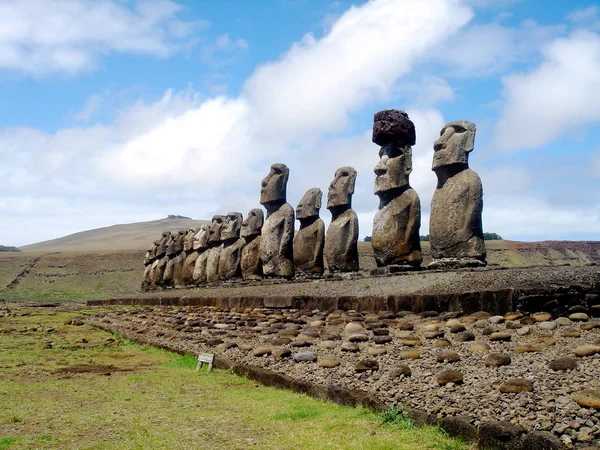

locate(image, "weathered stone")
(317, 340), (337, 349)
(436, 369), (463, 385)
(482, 325), (500, 336)
(489, 315), (505, 325)
(559, 327), (580, 338)
(373, 335), (392, 344)
(293, 351), (317, 362)
(290, 339), (312, 347)
(436, 350), (460, 363)
(434, 338), (452, 348)
(218, 212), (245, 280)
(450, 324), (466, 333)
(344, 322), (365, 335)
(389, 364), (411, 378)
(260, 163), (295, 279)
(569, 312), (589, 321)
(318, 358), (340, 368)
(574, 345), (600, 357)
(368, 346), (388, 356)
(348, 334), (369, 343)
(240, 208), (264, 280)
(192, 225), (211, 284)
(341, 342), (360, 352)
(521, 431), (565, 450)
(486, 353), (511, 367)
(470, 341), (490, 352)
(504, 312), (523, 321)
(397, 320), (414, 331)
(549, 357), (577, 371)
(454, 331), (475, 342)
(400, 337), (422, 347)
(371, 110), (422, 269)
(515, 344), (541, 353)
(516, 326), (531, 336)
(505, 321), (522, 330)
(532, 312), (552, 322)
(268, 337), (292, 346)
(206, 216), (226, 283)
(573, 390), (600, 408)
(324, 167), (359, 272)
(478, 421), (525, 450)
(429, 120), (485, 266)
(489, 332), (511, 342)
(293, 188), (325, 275)
(272, 348), (292, 358)
(499, 378), (533, 393)
(555, 317), (572, 326)
(215, 342), (237, 352)
(399, 350), (420, 359)
(581, 322), (600, 330)
(539, 321), (557, 331)
(520, 317), (536, 325)
(354, 359), (379, 372)
(252, 346), (272, 357)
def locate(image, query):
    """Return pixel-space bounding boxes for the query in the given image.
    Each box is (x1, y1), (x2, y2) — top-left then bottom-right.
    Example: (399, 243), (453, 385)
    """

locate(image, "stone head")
(327, 166), (357, 209)
(260, 163), (289, 205)
(241, 208), (264, 238)
(194, 224), (210, 250)
(183, 228), (197, 252)
(432, 120), (476, 171)
(296, 188), (322, 220)
(372, 110), (415, 195)
(221, 212), (243, 240)
(208, 215), (226, 244)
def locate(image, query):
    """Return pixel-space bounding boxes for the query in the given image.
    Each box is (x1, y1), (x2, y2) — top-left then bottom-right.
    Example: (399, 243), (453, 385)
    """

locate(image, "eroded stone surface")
(240, 209), (264, 281)
(294, 188), (325, 275)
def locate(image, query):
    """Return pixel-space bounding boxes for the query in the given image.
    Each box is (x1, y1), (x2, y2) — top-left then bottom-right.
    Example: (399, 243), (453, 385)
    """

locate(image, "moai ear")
(464, 121), (476, 153)
(315, 189), (322, 209)
(405, 146), (413, 175)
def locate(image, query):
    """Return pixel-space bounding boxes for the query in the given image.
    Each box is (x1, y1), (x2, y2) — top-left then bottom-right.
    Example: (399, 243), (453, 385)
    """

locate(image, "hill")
(20, 218), (210, 252)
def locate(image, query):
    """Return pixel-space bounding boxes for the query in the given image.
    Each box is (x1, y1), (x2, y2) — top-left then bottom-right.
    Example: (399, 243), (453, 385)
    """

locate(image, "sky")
(1, 0), (600, 247)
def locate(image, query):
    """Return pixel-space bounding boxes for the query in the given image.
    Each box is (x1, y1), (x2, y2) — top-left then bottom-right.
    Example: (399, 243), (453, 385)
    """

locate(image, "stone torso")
(260, 203), (295, 278)
(241, 236), (262, 280)
(325, 209), (359, 272)
(206, 245), (223, 283)
(193, 249), (209, 284)
(293, 218), (325, 274)
(372, 188), (422, 267)
(430, 168), (485, 260)
(218, 239), (245, 280)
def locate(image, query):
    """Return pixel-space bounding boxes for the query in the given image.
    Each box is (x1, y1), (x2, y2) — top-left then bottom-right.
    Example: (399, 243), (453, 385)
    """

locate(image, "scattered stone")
(450, 325), (466, 333)
(489, 332), (511, 342)
(505, 321), (522, 330)
(424, 331), (445, 339)
(478, 421), (525, 450)
(207, 338), (224, 346)
(532, 312), (552, 322)
(549, 357), (577, 371)
(482, 325), (500, 336)
(504, 312), (523, 321)
(470, 342), (490, 352)
(272, 348), (292, 358)
(569, 312), (589, 321)
(215, 342), (237, 351)
(454, 331), (475, 342)
(318, 358), (340, 368)
(573, 389), (600, 408)
(539, 322), (557, 331)
(293, 351), (317, 362)
(436, 369), (463, 385)
(536, 336), (557, 346)
(354, 359), (379, 372)
(515, 344), (541, 353)
(521, 431), (565, 450)
(520, 317), (536, 325)
(317, 340), (337, 349)
(348, 334), (369, 343)
(399, 350), (419, 359)
(439, 415), (477, 442)
(517, 326), (531, 336)
(436, 350), (461, 363)
(574, 345), (600, 357)
(268, 337), (292, 346)
(372, 328), (389, 336)
(489, 315), (505, 325)
(368, 346), (387, 356)
(559, 327), (580, 338)
(555, 317), (572, 326)
(373, 335), (392, 344)
(433, 338), (452, 348)
(397, 320), (414, 331)
(341, 342), (360, 352)
(344, 322), (365, 335)
(470, 311), (491, 320)
(499, 378), (533, 393)
(485, 353), (511, 367)
(580, 322), (600, 331)
(252, 347), (272, 357)
(400, 337), (422, 346)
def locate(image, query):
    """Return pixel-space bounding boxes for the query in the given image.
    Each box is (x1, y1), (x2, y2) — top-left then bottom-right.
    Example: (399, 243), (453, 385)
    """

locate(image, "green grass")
(0, 307), (472, 450)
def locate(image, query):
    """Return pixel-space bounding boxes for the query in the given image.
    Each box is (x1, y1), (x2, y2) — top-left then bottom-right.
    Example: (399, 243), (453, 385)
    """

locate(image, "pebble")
(559, 328), (580, 338)
(539, 322), (558, 331)
(252, 346), (272, 356)
(318, 358), (340, 368)
(555, 317), (572, 326)
(272, 348), (292, 358)
(573, 390), (600, 408)
(368, 346), (387, 356)
(317, 340), (338, 349)
(373, 335), (392, 344)
(293, 351), (317, 362)
(515, 344), (541, 353)
(489, 332), (512, 342)
(569, 313), (589, 321)
(517, 326), (531, 336)
(435, 369), (463, 385)
(399, 350), (419, 359)
(341, 342), (359, 352)
(433, 338), (452, 348)
(504, 312), (523, 321)
(470, 342), (490, 352)
(389, 364), (411, 378)
(354, 359), (379, 372)
(485, 353), (511, 367)
(436, 350), (461, 363)
(499, 378), (533, 393)
(532, 312), (552, 322)
(489, 315), (505, 325)
(348, 334), (369, 343)
(549, 357), (577, 371)
(574, 345), (600, 357)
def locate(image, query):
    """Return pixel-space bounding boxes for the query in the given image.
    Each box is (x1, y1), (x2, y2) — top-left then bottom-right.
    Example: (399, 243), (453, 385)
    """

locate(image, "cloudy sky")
(1, 0), (599, 246)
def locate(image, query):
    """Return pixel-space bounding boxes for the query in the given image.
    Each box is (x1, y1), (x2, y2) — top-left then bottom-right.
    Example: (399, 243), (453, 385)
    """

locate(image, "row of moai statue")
(142, 109), (485, 290)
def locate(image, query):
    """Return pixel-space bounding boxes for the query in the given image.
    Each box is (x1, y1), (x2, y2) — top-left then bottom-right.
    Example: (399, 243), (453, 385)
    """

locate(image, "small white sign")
(196, 353), (215, 373)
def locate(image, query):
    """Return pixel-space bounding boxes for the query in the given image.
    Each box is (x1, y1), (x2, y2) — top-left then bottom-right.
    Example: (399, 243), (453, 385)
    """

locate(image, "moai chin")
(218, 212), (245, 280)
(324, 167), (359, 273)
(206, 215), (226, 283)
(371, 109), (422, 270)
(259, 163), (295, 279)
(240, 208), (264, 280)
(293, 188), (325, 275)
(429, 120), (486, 267)
(192, 224), (211, 284)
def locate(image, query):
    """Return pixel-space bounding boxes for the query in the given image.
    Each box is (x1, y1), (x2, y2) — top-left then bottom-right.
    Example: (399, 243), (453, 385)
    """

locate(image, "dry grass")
(0, 308), (471, 450)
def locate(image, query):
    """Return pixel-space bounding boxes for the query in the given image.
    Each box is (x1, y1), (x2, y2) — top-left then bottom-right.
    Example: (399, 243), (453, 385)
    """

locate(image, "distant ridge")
(20, 218), (210, 252)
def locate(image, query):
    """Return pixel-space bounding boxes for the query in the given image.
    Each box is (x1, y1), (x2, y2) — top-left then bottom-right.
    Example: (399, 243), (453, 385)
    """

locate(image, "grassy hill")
(20, 218), (210, 252)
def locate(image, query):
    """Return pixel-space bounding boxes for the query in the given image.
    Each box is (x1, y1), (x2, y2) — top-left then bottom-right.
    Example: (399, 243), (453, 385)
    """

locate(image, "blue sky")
(1, 0), (599, 246)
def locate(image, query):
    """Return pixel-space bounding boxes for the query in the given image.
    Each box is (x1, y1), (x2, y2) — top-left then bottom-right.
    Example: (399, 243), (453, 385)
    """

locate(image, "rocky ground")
(84, 305), (600, 449)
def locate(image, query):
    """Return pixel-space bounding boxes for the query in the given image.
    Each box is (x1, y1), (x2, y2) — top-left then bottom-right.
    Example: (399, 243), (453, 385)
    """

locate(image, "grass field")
(0, 307), (469, 449)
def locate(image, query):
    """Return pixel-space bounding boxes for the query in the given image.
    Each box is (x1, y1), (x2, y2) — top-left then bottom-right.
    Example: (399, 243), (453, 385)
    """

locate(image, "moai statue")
(175, 228), (197, 287)
(218, 212), (245, 280)
(240, 208), (264, 280)
(259, 163), (295, 279)
(153, 231), (172, 287)
(324, 167), (359, 272)
(206, 215), (226, 283)
(142, 241), (158, 290)
(429, 120), (486, 267)
(192, 224), (211, 284)
(164, 230), (186, 287)
(371, 110), (422, 270)
(293, 188), (325, 275)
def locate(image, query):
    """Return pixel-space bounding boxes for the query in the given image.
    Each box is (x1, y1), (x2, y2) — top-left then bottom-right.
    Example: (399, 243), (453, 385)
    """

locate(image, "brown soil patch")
(55, 363), (131, 374)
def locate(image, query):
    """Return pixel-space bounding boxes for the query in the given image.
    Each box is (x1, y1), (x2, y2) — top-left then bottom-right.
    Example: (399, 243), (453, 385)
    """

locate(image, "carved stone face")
(208, 215), (225, 244)
(432, 120), (476, 171)
(327, 166), (357, 209)
(374, 143), (412, 195)
(183, 228), (196, 252)
(221, 212), (243, 240)
(241, 208), (264, 238)
(296, 188), (322, 220)
(194, 224), (210, 250)
(260, 163), (289, 205)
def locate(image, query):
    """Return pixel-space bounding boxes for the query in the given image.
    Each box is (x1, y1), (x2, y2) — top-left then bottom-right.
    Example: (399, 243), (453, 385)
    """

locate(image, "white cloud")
(494, 30), (600, 151)
(74, 94), (102, 122)
(0, 0), (207, 75)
